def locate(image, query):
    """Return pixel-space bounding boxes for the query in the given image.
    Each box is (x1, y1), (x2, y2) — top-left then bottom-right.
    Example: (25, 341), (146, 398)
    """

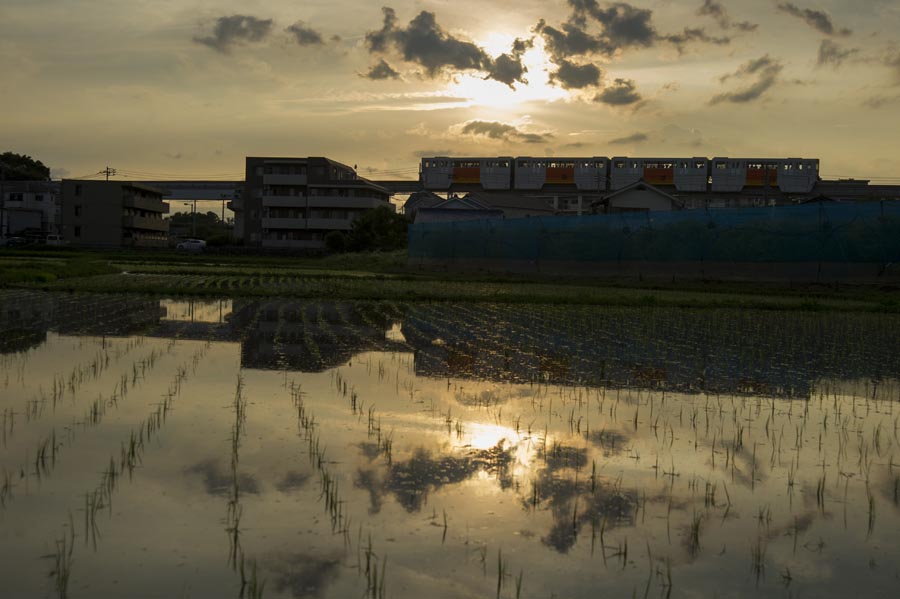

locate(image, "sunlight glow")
(446, 36), (569, 108)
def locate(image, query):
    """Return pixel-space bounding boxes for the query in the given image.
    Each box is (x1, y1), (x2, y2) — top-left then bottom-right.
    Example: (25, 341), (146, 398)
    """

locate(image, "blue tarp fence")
(408, 202), (900, 264)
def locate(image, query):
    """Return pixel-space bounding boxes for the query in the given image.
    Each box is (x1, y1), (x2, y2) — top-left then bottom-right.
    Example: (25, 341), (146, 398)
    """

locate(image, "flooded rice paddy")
(1, 289), (899, 598)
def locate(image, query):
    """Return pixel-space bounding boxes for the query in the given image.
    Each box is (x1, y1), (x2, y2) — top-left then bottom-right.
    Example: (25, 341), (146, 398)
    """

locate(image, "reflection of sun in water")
(446, 35), (568, 107)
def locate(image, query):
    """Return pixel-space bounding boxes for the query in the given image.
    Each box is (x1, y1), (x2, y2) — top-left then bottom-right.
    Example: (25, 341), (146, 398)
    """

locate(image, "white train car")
(610, 157), (709, 192)
(420, 157), (512, 190)
(513, 157), (609, 191)
(711, 158), (819, 193)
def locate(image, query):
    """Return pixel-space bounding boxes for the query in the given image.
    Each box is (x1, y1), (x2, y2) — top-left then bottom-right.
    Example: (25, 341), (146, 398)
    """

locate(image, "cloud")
(458, 120), (553, 144)
(697, 0), (758, 31)
(609, 132), (648, 144)
(776, 2), (851, 36)
(817, 40), (858, 68)
(594, 78), (642, 105)
(533, 20), (606, 61)
(863, 94), (900, 109)
(886, 49), (900, 84)
(194, 15), (274, 53)
(536, 1), (734, 68)
(361, 58), (401, 80)
(365, 7), (528, 88)
(286, 21), (324, 46)
(549, 59), (603, 89)
(664, 27), (730, 54)
(710, 55), (784, 104)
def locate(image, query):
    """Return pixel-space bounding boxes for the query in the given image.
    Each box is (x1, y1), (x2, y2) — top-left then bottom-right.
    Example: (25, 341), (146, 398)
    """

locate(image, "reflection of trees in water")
(354, 443), (514, 513)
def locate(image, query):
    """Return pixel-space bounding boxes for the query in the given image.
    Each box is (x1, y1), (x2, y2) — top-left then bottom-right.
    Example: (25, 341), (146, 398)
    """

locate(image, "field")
(0, 290), (898, 598)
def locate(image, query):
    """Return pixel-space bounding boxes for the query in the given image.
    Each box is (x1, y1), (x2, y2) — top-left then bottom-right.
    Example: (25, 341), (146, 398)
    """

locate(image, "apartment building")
(60, 180), (169, 247)
(237, 157), (392, 249)
(0, 181), (60, 237)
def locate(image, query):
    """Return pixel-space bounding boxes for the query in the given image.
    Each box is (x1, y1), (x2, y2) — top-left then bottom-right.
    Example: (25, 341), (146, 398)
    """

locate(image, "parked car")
(176, 238), (206, 251)
(45, 234), (67, 246)
(0, 236), (28, 247)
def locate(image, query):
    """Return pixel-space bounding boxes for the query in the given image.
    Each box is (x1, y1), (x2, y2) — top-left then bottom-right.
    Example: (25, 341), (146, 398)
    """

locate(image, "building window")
(74, 226), (81, 237)
(75, 185), (82, 196)
(74, 205), (82, 217)
(35, 194), (44, 202)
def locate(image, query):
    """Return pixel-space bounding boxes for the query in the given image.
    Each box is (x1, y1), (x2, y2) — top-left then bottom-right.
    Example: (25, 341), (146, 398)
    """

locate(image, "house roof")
(415, 207), (505, 223)
(461, 191), (556, 213)
(592, 180), (685, 209)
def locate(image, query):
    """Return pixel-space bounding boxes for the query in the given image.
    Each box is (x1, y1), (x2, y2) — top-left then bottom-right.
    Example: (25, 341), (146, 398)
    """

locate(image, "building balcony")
(122, 215), (169, 232)
(227, 198), (243, 212)
(261, 217), (352, 231)
(123, 195), (170, 213)
(263, 174), (307, 186)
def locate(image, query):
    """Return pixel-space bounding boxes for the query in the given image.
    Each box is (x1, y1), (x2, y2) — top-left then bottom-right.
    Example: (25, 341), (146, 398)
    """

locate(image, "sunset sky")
(2, 0), (899, 182)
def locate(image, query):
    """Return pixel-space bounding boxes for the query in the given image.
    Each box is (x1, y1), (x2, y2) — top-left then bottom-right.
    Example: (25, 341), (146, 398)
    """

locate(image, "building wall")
(61, 180), (169, 247)
(1, 183), (60, 235)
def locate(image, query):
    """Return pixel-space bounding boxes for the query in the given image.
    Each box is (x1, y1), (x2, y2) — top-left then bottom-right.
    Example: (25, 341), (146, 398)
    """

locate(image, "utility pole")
(104, 166), (116, 181)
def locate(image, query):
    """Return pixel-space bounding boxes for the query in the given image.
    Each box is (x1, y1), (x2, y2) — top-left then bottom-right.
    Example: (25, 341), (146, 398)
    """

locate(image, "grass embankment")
(1, 249), (898, 312)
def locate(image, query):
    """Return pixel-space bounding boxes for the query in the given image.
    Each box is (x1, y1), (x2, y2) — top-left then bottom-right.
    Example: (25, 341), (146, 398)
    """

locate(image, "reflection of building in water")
(0, 291), (165, 353)
(231, 300), (407, 371)
(2, 293), (899, 399)
(161, 300), (233, 323)
(401, 305), (900, 397)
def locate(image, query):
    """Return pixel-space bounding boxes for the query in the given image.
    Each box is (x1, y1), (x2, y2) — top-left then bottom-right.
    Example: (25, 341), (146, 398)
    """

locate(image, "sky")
(2, 0), (900, 183)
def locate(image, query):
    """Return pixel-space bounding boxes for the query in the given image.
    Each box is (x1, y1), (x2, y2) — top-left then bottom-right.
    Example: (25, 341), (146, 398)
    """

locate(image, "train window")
(695, 161), (705, 169)
(715, 163), (726, 169)
(597, 162), (605, 168)
(614, 161), (624, 168)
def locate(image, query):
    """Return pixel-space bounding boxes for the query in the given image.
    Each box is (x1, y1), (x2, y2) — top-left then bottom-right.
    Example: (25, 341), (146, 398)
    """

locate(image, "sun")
(445, 35), (568, 108)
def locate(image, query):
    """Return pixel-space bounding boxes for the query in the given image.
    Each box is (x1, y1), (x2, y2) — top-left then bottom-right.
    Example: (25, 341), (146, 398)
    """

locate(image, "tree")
(0, 152), (51, 181)
(346, 206), (409, 252)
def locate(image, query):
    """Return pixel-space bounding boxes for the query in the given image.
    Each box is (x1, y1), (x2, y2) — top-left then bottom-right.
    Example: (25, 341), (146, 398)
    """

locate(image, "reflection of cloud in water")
(276, 471), (311, 493)
(585, 429), (630, 457)
(529, 443), (636, 554)
(266, 552), (341, 598)
(185, 459), (260, 496)
(355, 443), (514, 513)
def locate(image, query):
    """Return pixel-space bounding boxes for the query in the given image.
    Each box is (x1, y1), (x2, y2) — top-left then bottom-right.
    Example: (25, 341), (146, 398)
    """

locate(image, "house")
(237, 157), (393, 249)
(415, 195), (505, 223)
(460, 191), (557, 218)
(60, 180), (169, 247)
(591, 180), (685, 213)
(401, 190), (445, 219)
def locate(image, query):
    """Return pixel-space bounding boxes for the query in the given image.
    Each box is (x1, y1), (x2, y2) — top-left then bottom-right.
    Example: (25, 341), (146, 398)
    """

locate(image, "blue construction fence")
(408, 201), (900, 265)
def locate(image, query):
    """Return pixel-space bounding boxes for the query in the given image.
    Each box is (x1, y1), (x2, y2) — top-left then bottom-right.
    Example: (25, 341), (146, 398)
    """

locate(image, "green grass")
(2, 249), (898, 312)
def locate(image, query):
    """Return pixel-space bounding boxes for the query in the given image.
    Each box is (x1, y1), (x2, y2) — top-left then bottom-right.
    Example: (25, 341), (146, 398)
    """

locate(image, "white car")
(176, 239), (206, 251)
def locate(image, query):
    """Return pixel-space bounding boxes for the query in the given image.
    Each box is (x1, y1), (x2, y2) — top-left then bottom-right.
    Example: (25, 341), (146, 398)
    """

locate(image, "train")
(419, 156), (820, 194)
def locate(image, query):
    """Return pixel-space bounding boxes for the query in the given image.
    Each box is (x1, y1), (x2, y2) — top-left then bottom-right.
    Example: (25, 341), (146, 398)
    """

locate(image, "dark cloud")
(194, 15), (273, 53)
(886, 50), (900, 84)
(664, 27), (730, 54)
(570, 1), (657, 50)
(286, 21), (324, 46)
(362, 58), (401, 80)
(776, 2), (851, 36)
(485, 38), (533, 88)
(817, 39), (858, 68)
(459, 120), (553, 144)
(534, 20), (606, 61)
(609, 132), (648, 144)
(594, 78), (642, 105)
(365, 7), (528, 88)
(697, 0), (758, 32)
(550, 59), (603, 89)
(710, 55), (784, 104)
(536, 1), (734, 70)
(862, 94), (900, 109)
